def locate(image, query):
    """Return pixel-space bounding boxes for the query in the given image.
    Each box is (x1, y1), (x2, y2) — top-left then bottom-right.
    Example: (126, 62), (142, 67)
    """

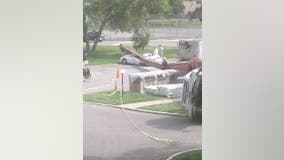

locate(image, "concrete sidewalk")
(85, 97), (186, 116)
(118, 98), (180, 109)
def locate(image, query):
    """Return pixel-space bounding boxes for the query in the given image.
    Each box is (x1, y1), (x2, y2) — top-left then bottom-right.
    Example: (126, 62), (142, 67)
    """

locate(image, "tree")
(189, 6), (202, 22)
(83, 2), (90, 55)
(132, 25), (150, 51)
(84, 0), (170, 55)
(187, 2), (202, 23)
(168, 0), (185, 15)
(144, 0), (171, 15)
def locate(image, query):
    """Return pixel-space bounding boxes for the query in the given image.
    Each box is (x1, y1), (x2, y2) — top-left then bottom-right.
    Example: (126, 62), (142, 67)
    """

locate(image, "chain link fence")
(102, 19), (202, 41)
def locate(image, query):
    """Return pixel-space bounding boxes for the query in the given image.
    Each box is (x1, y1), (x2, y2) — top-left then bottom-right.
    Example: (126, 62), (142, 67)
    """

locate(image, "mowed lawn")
(83, 91), (164, 105)
(141, 45), (177, 59)
(139, 102), (186, 114)
(88, 45), (122, 65)
(171, 150), (202, 160)
(88, 45), (177, 65)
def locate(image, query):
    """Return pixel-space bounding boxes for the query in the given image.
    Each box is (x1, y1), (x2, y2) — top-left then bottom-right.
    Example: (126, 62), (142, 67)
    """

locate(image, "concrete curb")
(166, 148), (202, 160)
(121, 98), (181, 109)
(84, 102), (187, 117)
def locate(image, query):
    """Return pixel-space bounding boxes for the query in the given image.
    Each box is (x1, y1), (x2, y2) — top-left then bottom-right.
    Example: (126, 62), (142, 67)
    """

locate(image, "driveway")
(83, 64), (160, 93)
(84, 104), (201, 160)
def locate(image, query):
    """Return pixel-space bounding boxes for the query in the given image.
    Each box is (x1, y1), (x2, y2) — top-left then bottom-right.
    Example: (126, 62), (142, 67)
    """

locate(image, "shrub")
(132, 26), (150, 51)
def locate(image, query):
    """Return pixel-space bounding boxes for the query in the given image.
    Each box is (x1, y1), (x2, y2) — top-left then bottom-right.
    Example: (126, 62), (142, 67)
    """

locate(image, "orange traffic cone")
(114, 67), (120, 90)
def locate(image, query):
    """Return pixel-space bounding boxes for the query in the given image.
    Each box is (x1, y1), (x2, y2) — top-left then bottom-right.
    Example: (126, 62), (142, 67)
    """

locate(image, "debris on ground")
(144, 84), (183, 98)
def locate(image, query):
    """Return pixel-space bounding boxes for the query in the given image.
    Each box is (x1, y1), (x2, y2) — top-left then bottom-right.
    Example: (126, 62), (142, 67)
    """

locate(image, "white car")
(120, 54), (143, 65)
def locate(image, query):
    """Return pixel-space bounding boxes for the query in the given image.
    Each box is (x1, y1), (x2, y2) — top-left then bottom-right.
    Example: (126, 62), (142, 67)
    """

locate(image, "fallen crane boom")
(120, 44), (202, 73)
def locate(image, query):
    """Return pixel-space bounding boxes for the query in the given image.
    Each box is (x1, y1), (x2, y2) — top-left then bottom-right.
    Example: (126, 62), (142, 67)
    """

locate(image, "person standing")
(158, 44), (164, 58)
(152, 47), (159, 56)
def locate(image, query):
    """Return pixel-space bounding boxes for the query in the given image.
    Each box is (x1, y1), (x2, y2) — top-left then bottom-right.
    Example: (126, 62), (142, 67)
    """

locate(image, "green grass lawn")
(88, 45), (122, 65)
(88, 45), (177, 65)
(139, 102), (186, 114)
(83, 91), (164, 105)
(139, 45), (177, 59)
(171, 150), (202, 160)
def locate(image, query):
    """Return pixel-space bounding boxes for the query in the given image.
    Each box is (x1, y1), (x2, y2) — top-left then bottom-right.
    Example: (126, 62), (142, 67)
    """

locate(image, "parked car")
(84, 31), (104, 42)
(120, 54), (143, 65)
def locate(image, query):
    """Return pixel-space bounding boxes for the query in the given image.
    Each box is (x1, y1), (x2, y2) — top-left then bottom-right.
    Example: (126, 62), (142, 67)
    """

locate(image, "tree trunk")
(91, 40), (98, 53)
(90, 8), (112, 55)
(90, 20), (106, 54)
(83, 11), (90, 55)
(86, 39), (90, 54)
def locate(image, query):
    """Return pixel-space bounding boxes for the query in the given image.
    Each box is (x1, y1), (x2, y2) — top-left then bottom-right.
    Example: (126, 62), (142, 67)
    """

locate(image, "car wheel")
(122, 58), (127, 64)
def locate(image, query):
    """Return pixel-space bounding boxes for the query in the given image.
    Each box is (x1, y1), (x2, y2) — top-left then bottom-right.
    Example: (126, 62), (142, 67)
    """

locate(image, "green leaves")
(188, 6), (202, 22)
(168, 0), (185, 15)
(83, 0), (176, 54)
(132, 25), (150, 51)
(84, 0), (171, 32)
(144, 0), (171, 16)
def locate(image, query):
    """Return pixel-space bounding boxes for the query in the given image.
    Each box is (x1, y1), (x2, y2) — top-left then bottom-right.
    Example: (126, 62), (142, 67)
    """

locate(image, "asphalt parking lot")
(83, 47), (202, 160)
(84, 64), (160, 93)
(84, 104), (201, 160)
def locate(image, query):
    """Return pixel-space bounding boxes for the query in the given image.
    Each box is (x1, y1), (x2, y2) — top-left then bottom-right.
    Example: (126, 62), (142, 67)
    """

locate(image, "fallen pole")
(119, 44), (202, 73)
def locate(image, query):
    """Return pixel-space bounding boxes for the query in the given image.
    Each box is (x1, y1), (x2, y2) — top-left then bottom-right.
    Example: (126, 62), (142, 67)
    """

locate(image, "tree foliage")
(188, 5), (202, 22)
(84, 0), (170, 54)
(168, 0), (185, 15)
(83, 2), (91, 54)
(144, 0), (171, 15)
(132, 25), (150, 51)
